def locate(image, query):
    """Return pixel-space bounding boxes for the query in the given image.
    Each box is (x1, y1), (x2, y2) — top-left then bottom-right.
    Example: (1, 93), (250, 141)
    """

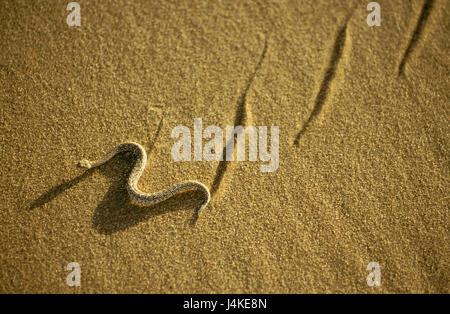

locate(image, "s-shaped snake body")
(78, 142), (210, 214)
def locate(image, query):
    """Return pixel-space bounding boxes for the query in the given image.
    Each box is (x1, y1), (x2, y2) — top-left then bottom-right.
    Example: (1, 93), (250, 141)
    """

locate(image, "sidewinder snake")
(78, 142), (210, 214)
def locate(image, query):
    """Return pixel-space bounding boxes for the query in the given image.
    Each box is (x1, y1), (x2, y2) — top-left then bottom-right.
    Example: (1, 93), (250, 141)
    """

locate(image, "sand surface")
(0, 0), (448, 293)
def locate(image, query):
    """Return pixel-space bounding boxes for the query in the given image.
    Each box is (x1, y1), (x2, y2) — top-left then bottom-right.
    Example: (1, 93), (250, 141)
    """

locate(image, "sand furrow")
(210, 37), (267, 197)
(398, 0), (436, 76)
(294, 21), (348, 146)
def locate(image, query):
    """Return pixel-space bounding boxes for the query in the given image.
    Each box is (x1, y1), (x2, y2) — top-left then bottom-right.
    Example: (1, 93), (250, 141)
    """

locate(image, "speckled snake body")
(78, 142), (210, 214)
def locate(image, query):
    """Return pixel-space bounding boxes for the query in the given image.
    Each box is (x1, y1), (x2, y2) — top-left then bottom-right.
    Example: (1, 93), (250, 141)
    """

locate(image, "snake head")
(78, 159), (92, 169)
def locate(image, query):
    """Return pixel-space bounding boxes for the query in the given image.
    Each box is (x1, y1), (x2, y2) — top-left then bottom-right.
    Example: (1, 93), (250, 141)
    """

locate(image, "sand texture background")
(0, 0), (448, 293)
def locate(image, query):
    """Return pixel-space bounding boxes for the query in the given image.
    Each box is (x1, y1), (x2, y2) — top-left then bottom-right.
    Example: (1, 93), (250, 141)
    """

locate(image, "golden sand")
(0, 0), (448, 293)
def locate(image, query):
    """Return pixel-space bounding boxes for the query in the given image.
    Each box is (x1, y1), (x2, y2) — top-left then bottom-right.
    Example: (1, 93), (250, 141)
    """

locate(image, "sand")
(0, 0), (448, 293)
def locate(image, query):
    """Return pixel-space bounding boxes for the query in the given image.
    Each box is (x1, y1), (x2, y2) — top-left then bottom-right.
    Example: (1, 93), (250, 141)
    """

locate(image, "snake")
(78, 142), (210, 214)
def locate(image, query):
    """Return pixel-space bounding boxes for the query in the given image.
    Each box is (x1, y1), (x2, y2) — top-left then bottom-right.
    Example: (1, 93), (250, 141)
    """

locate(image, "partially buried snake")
(78, 142), (210, 214)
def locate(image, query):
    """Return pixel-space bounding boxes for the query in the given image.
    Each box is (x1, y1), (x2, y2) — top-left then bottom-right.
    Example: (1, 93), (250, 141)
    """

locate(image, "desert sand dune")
(0, 0), (448, 293)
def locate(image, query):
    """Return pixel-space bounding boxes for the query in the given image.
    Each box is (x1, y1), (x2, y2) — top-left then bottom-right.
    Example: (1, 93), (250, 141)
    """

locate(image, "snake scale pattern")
(78, 142), (210, 214)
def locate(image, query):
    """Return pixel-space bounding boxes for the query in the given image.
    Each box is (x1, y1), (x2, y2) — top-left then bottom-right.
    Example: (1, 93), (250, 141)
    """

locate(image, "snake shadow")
(28, 168), (95, 210)
(92, 152), (204, 234)
(28, 152), (204, 234)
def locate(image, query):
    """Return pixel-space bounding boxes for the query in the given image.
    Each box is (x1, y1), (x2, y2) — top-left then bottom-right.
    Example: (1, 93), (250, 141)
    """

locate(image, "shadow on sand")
(28, 152), (204, 234)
